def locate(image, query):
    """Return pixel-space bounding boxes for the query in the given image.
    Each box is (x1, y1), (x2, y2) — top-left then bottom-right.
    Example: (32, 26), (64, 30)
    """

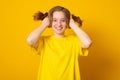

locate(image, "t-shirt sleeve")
(31, 36), (44, 55)
(74, 35), (89, 56)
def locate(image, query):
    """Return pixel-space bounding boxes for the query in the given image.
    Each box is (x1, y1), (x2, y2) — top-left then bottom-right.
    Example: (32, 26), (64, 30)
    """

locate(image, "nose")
(57, 21), (62, 26)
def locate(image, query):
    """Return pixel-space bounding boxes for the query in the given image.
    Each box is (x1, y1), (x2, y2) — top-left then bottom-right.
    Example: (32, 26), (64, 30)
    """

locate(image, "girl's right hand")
(41, 17), (50, 28)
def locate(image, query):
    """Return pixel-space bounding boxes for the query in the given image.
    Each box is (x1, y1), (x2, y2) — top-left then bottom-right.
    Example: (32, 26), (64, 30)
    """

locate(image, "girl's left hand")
(69, 19), (76, 28)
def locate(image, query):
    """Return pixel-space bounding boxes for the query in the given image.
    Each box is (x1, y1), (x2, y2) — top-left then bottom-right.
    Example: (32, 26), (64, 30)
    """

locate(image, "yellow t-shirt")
(33, 35), (88, 80)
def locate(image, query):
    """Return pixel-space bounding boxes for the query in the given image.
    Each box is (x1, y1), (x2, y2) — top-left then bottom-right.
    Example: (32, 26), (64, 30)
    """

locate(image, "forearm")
(26, 24), (47, 46)
(71, 24), (92, 48)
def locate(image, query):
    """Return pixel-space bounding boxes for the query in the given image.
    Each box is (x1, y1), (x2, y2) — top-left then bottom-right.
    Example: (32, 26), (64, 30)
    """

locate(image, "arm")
(26, 17), (50, 48)
(69, 19), (92, 48)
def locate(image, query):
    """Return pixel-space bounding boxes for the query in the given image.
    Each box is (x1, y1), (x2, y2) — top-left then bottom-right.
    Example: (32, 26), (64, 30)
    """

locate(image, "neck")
(54, 33), (65, 38)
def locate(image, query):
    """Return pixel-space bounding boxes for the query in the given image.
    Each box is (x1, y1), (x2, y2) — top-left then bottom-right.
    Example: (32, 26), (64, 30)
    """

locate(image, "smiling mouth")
(55, 27), (63, 31)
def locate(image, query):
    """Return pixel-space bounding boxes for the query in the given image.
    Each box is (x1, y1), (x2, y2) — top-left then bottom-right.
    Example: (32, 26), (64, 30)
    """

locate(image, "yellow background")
(0, 0), (120, 80)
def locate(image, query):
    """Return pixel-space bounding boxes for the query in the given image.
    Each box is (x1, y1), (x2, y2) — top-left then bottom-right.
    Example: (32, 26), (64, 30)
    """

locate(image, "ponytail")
(33, 11), (48, 21)
(72, 14), (82, 27)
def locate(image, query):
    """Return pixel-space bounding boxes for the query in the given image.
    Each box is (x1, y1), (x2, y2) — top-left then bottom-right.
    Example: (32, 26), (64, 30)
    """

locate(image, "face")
(52, 11), (67, 36)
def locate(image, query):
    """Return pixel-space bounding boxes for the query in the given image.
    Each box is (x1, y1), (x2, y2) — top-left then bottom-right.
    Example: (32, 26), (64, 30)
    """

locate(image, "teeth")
(55, 27), (63, 30)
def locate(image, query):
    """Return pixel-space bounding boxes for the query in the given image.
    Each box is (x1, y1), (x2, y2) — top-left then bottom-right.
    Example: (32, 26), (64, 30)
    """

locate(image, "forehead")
(53, 11), (65, 18)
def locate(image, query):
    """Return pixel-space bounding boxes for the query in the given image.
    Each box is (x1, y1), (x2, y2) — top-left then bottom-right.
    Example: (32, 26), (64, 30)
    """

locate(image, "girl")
(27, 6), (92, 80)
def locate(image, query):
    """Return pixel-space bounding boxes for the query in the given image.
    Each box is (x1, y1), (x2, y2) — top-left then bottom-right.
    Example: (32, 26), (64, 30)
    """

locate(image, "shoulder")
(66, 34), (78, 40)
(40, 35), (51, 39)
(67, 34), (82, 45)
(40, 35), (54, 43)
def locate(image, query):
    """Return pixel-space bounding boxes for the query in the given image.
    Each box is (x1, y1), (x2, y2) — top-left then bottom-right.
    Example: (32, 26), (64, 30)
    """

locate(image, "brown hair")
(33, 6), (82, 27)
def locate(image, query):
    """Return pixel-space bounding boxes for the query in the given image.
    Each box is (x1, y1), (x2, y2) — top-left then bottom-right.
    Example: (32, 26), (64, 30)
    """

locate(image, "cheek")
(51, 23), (54, 27)
(51, 22), (55, 26)
(63, 23), (67, 27)
(51, 23), (55, 29)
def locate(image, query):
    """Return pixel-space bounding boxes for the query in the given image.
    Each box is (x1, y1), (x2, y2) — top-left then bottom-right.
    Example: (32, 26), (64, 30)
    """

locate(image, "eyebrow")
(52, 18), (65, 20)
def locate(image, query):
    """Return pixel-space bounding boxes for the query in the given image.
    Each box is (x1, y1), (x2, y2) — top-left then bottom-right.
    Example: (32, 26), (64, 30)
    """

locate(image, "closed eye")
(53, 19), (57, 22)
(61, 20), (65, 22)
